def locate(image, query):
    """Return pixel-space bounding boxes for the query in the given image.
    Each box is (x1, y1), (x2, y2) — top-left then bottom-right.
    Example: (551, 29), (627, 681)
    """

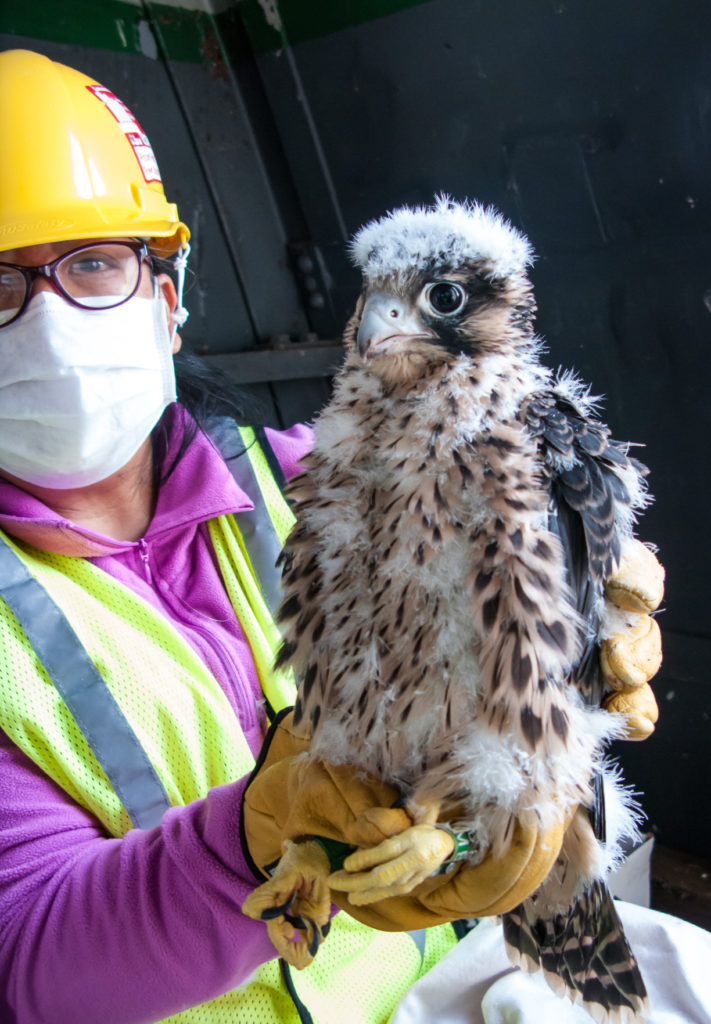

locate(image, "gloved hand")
(242, 713), (566, 937)
(601, 539), (664, 739)
(604, 537), (665, 613)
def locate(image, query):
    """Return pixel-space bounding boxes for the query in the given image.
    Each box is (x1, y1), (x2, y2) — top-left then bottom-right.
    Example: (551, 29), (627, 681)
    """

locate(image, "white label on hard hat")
(86, 85), (162, 185)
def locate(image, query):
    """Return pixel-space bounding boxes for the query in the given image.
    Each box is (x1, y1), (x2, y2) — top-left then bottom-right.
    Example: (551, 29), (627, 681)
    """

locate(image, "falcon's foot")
(242, 839), (332, 969)
(328, 810), (455, 905)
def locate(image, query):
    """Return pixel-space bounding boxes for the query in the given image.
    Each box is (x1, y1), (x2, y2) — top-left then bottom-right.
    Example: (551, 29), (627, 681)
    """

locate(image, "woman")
(0, 49), (661, 1024)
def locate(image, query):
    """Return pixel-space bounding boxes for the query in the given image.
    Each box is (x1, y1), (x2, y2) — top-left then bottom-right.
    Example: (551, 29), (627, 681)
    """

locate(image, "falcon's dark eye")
(424, 281), (466, 316)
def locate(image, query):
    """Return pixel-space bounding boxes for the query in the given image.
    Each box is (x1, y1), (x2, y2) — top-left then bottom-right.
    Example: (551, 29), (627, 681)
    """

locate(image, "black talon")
(322, 921), (331, 938)
(259, 893), (295, 920)
(284, 913), (307, 930)
(306, 918), (321, 958)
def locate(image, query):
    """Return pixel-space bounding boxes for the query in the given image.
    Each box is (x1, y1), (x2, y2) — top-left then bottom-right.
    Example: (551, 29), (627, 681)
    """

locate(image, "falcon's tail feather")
(502, 880), (650, 1023)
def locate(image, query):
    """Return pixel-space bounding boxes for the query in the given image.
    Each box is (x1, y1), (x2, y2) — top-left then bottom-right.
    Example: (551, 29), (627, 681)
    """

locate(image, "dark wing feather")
(525, 389), (643, 835)
(505, 388), (650, 1022)
(524, 389), (647, 704)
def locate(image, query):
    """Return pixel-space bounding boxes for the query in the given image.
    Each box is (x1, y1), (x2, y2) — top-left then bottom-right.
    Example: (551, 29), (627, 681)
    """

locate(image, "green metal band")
(435, 823), (471, 872)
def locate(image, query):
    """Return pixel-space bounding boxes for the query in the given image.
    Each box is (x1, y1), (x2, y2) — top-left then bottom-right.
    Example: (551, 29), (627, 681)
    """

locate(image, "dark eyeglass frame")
(0, 240), (152, 329)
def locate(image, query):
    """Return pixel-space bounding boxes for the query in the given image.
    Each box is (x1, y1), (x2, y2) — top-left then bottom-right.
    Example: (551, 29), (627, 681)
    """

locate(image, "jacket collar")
(0, 406), (253, 557)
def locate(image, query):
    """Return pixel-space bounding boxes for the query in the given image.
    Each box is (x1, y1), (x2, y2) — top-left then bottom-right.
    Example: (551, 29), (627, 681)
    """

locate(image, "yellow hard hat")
(0, 49), (189, 255)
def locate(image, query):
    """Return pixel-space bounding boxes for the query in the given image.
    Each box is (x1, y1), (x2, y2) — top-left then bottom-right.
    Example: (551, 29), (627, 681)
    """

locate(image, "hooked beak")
(356, 292), (433, 358)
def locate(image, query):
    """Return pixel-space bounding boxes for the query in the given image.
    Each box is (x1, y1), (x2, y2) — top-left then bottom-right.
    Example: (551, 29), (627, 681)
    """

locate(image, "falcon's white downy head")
(345, 197), (540, 385)
(350, 196), (534, 283)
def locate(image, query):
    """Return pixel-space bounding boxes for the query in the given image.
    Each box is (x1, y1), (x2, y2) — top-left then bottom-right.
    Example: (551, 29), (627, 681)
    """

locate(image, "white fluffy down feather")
(351, 195), (534, 281)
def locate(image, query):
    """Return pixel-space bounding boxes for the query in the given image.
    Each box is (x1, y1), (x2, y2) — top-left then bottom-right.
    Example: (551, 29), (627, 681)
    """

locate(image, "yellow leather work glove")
(242, 712), (566, 935)
(601, 539), (664, 740)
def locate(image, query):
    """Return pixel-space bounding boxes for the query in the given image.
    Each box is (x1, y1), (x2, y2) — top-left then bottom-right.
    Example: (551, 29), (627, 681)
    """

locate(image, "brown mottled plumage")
(276, 199), (650, 1022)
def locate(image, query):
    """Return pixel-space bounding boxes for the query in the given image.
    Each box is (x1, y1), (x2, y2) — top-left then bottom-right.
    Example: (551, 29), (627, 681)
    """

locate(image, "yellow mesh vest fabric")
(162, 919), (453, 1024)
(0, 503), (459, 1021)
(207, 516), (295, 717)
(0, 530), (255, 836)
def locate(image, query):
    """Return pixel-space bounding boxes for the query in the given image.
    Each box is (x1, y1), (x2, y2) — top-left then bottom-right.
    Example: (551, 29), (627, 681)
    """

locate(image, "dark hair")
(146, 249), (267, 487)
(151, 349), (266, 489)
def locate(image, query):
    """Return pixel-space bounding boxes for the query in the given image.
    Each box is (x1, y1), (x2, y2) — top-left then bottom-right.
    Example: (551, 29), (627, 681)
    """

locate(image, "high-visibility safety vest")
(0, 421), (458, 1024)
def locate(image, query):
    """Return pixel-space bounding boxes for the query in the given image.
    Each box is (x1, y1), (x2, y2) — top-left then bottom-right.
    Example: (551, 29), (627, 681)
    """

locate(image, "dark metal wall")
(2, 0), (710, 857)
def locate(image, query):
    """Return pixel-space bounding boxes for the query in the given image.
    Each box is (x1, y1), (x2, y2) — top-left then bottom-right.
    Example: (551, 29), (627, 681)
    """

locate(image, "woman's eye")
(425, 282), (466, 315)
(70, 258), (112, 275)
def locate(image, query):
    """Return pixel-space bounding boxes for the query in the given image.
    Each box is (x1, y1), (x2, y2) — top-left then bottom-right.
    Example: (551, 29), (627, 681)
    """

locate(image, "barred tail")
(503, 880), (650, 1023)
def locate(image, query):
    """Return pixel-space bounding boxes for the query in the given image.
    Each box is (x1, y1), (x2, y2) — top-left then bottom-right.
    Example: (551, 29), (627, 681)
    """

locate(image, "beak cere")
(356, 292), (430, 358)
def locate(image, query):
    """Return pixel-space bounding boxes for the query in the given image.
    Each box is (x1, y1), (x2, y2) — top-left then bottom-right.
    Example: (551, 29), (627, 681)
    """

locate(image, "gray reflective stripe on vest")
(206, 417), (285, 614)
(409, 929), (427, 960)
(0, 535), (172, 831)
(0, 422), (284, 831)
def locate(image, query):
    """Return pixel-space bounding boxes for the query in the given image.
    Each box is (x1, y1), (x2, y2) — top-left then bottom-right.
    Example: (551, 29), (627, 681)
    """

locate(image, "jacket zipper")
(137, 539), (153, 584)
(135, 543), (261, 737)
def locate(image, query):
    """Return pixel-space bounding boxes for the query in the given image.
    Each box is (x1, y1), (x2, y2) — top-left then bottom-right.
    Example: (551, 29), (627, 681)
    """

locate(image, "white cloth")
(391, 902), (711, 1024)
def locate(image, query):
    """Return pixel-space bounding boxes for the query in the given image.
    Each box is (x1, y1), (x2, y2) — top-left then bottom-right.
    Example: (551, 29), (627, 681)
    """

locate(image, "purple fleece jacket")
(0, 406), (313, 1024)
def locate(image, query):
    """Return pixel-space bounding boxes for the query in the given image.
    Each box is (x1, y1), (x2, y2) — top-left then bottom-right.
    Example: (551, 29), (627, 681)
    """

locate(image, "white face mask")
(0, 288), (177, 489)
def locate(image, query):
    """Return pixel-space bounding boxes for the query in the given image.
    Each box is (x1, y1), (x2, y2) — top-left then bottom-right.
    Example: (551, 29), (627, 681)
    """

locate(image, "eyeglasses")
(0, 241), (151, 329)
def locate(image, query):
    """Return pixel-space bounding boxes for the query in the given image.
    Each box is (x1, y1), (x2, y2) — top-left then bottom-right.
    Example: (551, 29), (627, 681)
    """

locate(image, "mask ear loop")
(169, 243), (191, 340)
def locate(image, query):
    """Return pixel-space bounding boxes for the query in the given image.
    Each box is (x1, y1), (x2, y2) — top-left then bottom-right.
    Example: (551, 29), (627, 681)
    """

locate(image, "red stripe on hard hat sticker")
(86, 85), (162, 185)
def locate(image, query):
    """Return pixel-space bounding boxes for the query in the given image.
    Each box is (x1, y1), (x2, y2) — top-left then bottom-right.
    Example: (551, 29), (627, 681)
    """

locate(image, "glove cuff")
(240, 705), (302, 882)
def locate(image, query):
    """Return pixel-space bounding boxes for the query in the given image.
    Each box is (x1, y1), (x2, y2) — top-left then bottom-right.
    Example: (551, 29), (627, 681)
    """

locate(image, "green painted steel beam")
(236, 0), (434, 52)
(1, 0), (434, 59)
(1, 0), (216, 61)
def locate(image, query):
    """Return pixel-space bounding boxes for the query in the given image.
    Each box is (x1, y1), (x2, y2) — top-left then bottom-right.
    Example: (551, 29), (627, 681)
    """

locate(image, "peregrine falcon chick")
(276, 198), (652, 1023)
